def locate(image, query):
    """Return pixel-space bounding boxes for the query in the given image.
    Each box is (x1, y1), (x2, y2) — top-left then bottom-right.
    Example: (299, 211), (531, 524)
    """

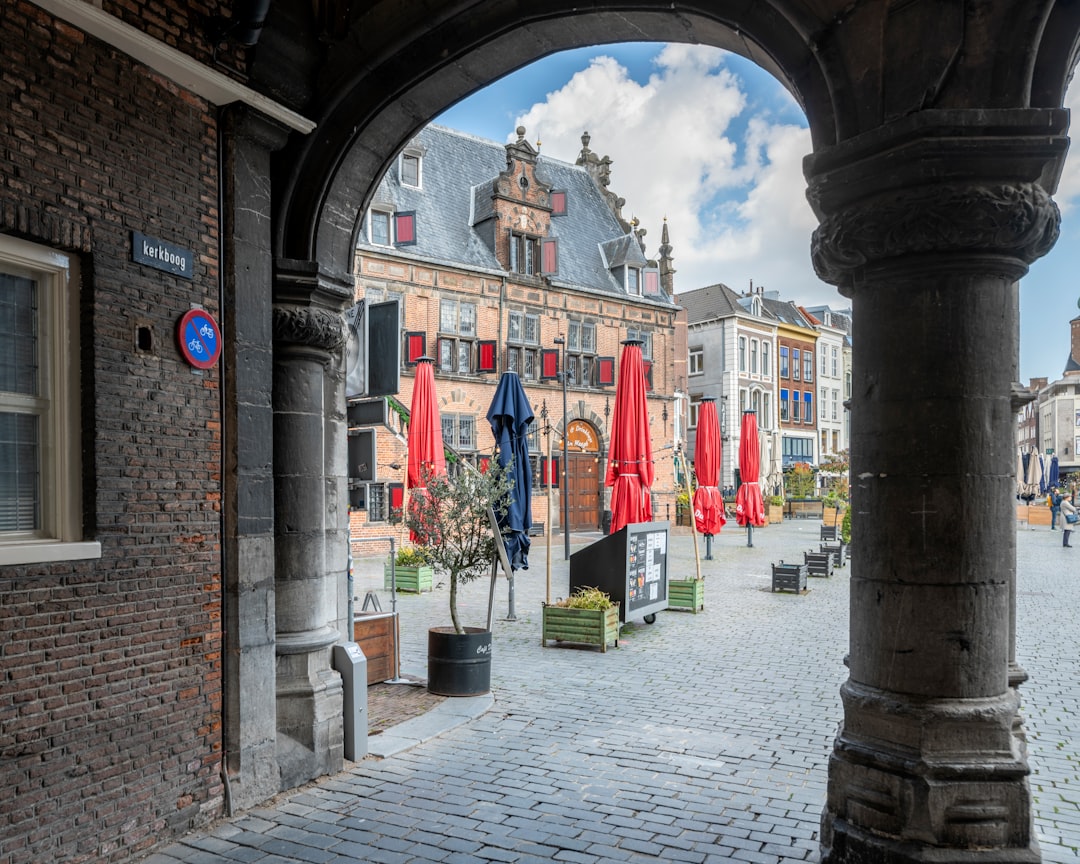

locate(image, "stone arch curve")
(269, 1), (838, 276)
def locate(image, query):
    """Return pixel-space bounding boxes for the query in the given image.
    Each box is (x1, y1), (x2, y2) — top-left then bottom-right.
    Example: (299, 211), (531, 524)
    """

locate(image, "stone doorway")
(565, 419), (601, 531)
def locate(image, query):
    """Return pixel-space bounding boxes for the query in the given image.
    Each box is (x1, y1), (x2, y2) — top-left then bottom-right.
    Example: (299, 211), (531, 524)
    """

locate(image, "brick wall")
(348, 252), (682, 547)
(1, 5), (224, 862)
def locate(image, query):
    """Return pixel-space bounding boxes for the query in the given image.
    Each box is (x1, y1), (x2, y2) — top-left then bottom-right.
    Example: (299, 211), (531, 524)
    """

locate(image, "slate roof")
(761, 296), (815, 329)
(358, 124), (669, 305)
(677, 282), (754, 323)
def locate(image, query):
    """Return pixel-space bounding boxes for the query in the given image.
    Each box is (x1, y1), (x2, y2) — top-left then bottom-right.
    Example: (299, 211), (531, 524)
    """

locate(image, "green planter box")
(384, 563), (434, 593)
(666, 578), (704, 612)
(542, 603), (620, 652)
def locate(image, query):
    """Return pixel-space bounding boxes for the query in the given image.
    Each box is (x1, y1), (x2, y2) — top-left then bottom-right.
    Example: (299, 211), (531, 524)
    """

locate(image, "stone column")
(272, 261), (350, 789)
(807, 110), (1066, 864)
(219, 105), (290, 809)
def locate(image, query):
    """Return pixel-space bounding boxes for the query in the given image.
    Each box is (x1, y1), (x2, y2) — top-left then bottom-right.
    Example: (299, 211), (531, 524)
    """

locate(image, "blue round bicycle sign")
(178, 308), (222, 369)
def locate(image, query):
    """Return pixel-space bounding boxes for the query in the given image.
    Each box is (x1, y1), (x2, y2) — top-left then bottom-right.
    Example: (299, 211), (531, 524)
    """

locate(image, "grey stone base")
(821, 680), (1037, 862)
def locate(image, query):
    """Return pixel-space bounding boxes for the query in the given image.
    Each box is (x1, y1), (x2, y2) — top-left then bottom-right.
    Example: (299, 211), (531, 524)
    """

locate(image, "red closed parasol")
(734, 410), (765, 544)
(406, 357), (446, 542)
(692, 397), (726, 537)
(605, 340), (653, 534)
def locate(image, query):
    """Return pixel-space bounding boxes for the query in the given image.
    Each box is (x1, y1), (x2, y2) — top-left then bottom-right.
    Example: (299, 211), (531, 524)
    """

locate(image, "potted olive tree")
(405, 464), (512, 696)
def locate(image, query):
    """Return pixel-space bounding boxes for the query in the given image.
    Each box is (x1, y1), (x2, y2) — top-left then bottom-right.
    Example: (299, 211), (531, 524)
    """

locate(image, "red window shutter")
(404, 331), (426, 364)
(540, 348), (560, 380)
(540, 237), (558, 275)
(550, 190), (567, 216)
(643, 268), (661, 295)
(541, 456), (559, 488)
(389, 484), (404, 510)
(394, 211), (416, 246)
(478, 340), (496, 373)
(643, 360), (654, 391)
(597, 356), (615, 387)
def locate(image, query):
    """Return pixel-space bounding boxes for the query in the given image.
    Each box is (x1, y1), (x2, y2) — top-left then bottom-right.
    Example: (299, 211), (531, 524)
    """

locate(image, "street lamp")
(553, 336), (570, 561)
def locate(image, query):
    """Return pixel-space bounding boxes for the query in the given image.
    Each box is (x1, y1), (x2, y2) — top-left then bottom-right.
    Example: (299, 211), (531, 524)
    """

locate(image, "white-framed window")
(803, 350), (813, 382)
(832, 388), (839, 420)
(831, 346), (838, 377)
(437, 298), (477, 375)
(820, 389), (828, 419)
(626, 266), (641, 295)
(442, 414), (476, 451)
(0, 236), (99, 565)
(566, 319), (597, 386)
(762, 342), (771, 378)
(400, 150), (422, 188)
(762, 393), (772, 430)
(689, 396), (701, 429)
(750, 339), (758, 375)
(507, 310), (541, 381)
(367, 208), (416, 247)
(626, 328), (652, 360)
(689, 346), (704, 376)
(738, 336), (747, 373)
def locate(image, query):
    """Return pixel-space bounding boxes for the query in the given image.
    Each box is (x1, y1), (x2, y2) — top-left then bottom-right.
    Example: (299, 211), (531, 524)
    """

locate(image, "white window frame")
(0, 236), (99, 565)
(738, 336), (747, 373)
(400, 150), (422, 189)
(689, 346), (704, 376)
(626, 266), (641, 295)
(762, 342), (771, 378)
(369, 208), (393, 246)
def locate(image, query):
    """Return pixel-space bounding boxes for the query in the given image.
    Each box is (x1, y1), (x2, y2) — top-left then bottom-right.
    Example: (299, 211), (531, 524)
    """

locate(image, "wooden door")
(567, 451), (600, 530)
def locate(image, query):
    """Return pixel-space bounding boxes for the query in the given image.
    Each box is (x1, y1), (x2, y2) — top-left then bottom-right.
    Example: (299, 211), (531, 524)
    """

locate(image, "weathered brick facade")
(1, 3), (225, 860)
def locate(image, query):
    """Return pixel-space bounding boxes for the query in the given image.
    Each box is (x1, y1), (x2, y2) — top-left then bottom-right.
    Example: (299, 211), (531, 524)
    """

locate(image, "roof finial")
(516, 125), (526, 143)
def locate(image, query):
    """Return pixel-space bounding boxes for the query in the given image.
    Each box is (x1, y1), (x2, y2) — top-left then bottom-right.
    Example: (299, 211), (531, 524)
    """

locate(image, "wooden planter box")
(771, 561), (808, 593)
(786, 499), (824, 520)
(667, 578), (704, 612)
(804, 550), (834, 578)
(766, 504), (783, 524)
(384, 563), (434, 593)
(822, 506), (844, 526)
(542, 603), (620, 652)
(1027, 506), (1052, 526)
(352, 612), (398, 685)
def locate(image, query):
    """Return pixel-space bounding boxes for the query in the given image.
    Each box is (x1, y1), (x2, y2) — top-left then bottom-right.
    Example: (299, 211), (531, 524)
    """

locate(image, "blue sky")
(436, 43), (1078, 384)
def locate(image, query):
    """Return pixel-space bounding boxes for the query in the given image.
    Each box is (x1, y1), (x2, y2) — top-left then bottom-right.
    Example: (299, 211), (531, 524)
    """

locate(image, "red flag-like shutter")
(643, 268), (661, 295)
(540, 348), (559, 380)
(550, 190), (567, 216)
(540, 237), (558, 275)
(596, 356), (615, 387)
(404, 331), (426, 364)
(478, 340), (496, 373)
(394, 211), (416, 246)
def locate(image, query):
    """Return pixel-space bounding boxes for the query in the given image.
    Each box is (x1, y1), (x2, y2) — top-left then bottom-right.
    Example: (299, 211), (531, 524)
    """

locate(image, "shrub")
(555, 587), (614, 610)
(395, 546), (429, 567)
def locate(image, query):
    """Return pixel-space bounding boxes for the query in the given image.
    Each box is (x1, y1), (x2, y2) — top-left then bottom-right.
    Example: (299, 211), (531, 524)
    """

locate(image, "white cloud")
(1054, 79), (1080, 214)
(514, 46), (842, 307)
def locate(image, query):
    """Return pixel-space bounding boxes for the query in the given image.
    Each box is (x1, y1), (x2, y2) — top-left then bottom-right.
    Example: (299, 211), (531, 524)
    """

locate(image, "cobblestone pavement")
(146, 520), (1080, 863)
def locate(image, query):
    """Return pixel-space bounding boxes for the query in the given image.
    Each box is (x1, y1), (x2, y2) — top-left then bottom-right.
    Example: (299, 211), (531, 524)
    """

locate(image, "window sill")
(0, 540), (103, 566)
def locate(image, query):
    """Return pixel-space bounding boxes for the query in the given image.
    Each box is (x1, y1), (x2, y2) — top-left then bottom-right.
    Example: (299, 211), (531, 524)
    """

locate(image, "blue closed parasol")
(487, 371), (534, 571)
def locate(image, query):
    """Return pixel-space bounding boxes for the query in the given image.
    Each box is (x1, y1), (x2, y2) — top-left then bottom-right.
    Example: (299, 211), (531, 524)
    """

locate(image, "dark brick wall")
(1, 4), (225, 862)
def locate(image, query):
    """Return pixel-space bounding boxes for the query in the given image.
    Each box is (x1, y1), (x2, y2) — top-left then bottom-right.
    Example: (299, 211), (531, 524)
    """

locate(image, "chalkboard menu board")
(625, 525), (668, 614)
(570, 522), (669, 623)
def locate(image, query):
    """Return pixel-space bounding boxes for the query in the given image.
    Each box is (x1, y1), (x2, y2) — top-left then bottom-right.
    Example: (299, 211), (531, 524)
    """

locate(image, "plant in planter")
(384, 544), (434, 593)
(766, 494), (785, 525)
(405, 463), (512, 695)
(841, 505), (852, 546)
(542, 587), (621, 651)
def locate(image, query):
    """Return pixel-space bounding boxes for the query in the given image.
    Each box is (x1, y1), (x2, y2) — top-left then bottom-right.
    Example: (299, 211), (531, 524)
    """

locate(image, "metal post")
(554, 336), (570, 561)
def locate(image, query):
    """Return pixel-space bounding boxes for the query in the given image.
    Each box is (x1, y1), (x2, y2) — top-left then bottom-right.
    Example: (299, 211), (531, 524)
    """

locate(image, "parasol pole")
(680, 447), (702, 580)
(545, 421), (553, 605)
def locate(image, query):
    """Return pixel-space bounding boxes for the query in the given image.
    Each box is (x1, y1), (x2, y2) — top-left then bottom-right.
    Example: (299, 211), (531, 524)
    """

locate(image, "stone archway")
(565, 419), (602, 531)
(220, 3), (1080, 860)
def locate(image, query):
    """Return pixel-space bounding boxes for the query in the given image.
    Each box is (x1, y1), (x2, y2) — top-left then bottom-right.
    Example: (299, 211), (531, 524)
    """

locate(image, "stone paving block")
(149, 525), (1080, 863)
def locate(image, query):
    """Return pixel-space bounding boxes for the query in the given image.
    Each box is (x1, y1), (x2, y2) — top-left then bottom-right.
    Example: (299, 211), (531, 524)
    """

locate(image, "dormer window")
(508, 233), (558, 276)
(367, 209), (416, 247)
(627, 267), (641, 295)
(401, 151), (421, 188)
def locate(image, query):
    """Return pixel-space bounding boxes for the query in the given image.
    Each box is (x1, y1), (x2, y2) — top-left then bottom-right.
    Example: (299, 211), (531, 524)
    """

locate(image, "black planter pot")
(427, 626), (492, 696)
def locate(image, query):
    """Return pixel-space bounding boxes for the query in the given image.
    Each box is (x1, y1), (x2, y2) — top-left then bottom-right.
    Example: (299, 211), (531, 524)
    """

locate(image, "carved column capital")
(272, 304), (347, 352)
(811, 181), (1060, 287)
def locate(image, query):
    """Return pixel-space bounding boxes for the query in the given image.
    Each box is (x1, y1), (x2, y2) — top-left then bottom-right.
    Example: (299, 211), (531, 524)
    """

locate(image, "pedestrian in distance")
(1061, 493), (1077, 548)
(1049, 486), (1063, 530)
